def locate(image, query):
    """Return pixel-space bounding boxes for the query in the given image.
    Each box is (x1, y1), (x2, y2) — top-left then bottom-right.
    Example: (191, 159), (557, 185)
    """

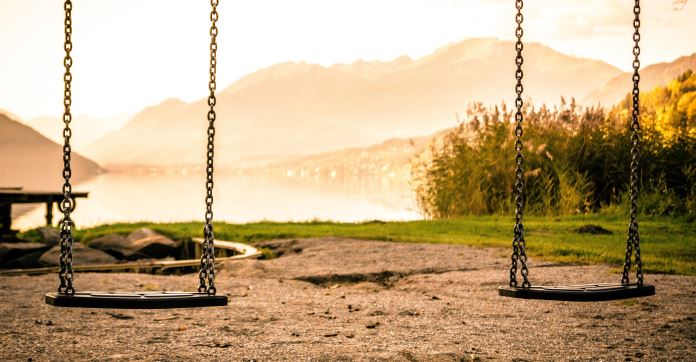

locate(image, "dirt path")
(1, 238), (694, 361)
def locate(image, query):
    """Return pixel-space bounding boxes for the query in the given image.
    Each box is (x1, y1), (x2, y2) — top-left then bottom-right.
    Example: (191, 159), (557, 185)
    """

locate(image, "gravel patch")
(1, 238), (694, 361)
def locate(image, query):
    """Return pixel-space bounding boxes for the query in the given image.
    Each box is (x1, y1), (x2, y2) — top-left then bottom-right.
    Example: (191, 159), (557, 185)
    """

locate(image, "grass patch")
(27, 214), (696, 276)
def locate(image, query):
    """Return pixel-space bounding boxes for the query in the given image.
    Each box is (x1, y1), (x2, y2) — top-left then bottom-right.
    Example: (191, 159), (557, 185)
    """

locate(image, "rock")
(105, 312), (134, 320)
(398, 309), (419, 317)
(219, 259), (277, 278)
(253, 239), (303, 258)
(38, 242), (118, 266)
(2, 249), (46, 269)
(88, 234), (129, 259)
(126, 228), (179, 259)
(572, 224), (613, 235)
(88, 228), (179, 260)
(0, 242), (52, 268)
(35, 227), (60, 245)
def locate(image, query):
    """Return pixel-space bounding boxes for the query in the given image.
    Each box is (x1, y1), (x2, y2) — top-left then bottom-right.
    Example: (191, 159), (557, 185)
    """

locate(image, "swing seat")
(498, 283), (655, 302)
(45, 291), (228, 309)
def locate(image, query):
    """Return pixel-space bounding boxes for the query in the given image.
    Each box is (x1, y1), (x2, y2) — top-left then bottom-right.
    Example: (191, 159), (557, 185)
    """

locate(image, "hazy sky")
(1, 0), (694, 120)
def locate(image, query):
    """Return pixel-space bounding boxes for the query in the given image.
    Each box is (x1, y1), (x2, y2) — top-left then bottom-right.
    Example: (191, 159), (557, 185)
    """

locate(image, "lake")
(14, 172), (421, 230)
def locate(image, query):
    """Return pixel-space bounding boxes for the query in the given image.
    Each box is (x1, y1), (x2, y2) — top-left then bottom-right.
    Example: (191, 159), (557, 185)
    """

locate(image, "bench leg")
(0, 203), (12, 238)
(46, 202), (54, 226)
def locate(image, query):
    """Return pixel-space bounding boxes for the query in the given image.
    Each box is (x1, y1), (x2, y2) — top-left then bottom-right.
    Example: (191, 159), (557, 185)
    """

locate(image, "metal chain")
(509, 0), (530, 288)
(199, 0), (219, 295)
(57, 0), (76, 295)
(622, 0), (644, 286)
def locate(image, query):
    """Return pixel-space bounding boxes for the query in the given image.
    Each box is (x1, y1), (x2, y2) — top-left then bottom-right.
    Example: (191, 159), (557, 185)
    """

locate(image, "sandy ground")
(1, 237), (694, 361)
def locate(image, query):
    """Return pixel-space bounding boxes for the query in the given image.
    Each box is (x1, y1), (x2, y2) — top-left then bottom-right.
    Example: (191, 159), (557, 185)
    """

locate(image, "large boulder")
(0, 242), (52, 268)
(38, 242), (117, 266)
(88, 228), (179, 261)
(87, 234), (129, 259)
(2, 249), (46, 269)
(35, 227), (60, 245)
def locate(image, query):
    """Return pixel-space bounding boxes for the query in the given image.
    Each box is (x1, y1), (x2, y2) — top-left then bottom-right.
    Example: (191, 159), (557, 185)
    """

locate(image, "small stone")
(105, 312), (134, 320)
(323, 332), (339, 337)
(398, 309), (419, 317)
(366, 322), (380, 329)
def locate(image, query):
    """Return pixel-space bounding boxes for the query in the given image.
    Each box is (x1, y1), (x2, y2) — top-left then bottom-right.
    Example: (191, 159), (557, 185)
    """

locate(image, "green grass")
(25, 215), (696, 275)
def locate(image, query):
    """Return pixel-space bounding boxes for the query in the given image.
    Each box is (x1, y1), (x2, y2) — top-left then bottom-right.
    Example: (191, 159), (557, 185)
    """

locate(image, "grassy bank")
(26, 215), (696, 276)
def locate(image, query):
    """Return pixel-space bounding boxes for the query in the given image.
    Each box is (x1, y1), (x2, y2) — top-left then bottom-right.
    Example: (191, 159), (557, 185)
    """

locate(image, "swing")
(498, 0), (655, 301)
(45, 0), (227, 309)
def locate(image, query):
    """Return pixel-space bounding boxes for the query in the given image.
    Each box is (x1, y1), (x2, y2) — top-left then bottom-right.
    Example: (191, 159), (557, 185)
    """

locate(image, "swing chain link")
(199, 0), (219, 295)
(622, 0), (644, 286)
(509, 0), (531, 288)
(58, 0), (76, 295)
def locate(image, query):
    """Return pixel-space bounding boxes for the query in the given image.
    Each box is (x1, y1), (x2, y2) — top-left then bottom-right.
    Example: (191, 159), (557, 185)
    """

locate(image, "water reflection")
(14, 172), (421, 230)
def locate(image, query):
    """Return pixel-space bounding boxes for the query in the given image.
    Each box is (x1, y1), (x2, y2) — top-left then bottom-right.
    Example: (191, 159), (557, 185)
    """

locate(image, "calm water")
(14, 172), (421, 230)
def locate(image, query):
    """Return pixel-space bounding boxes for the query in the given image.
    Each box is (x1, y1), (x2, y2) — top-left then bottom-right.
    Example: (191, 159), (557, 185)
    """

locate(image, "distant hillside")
(584, 53), (696, 106)
(257, 131), (447, 180)
(84, 37), (622, 167)
(262, 67), (696, 185)
(0, 113), (102, 190)
(26, 113), (130, 150)
(84, 98), (369, 167)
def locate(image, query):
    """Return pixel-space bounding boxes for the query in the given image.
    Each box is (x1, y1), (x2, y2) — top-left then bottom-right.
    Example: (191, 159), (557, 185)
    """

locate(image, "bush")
(413, 72), (696, 218)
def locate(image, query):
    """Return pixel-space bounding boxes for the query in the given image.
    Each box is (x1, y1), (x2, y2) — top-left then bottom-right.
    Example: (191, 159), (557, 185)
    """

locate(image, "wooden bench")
(0, 188), (89, 240)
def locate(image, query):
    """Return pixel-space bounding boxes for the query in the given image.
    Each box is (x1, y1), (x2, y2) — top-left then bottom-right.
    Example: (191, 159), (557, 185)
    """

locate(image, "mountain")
(85, 37), (623, 167)
(84, 98), (371, 167)
(263, 67), (696, 184)
(25, 113), (131, 150)
(584, 53), (696, 106)
(0, 113), (102, 191)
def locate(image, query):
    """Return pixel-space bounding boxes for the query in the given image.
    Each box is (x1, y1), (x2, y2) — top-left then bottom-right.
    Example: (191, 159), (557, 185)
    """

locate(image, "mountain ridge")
(84, 37), (626, 167)
(584, 53), (696, 105)
(0, 113), (102, 191)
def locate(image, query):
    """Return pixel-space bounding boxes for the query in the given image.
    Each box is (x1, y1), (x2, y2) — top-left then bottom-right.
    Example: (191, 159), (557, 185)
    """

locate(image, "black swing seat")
(45, 291), (228, 309)
(498, 283), (655, 302)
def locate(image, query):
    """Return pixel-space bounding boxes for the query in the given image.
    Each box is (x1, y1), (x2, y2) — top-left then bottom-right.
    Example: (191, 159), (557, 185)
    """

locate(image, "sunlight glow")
(0, 0), (694, 120)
